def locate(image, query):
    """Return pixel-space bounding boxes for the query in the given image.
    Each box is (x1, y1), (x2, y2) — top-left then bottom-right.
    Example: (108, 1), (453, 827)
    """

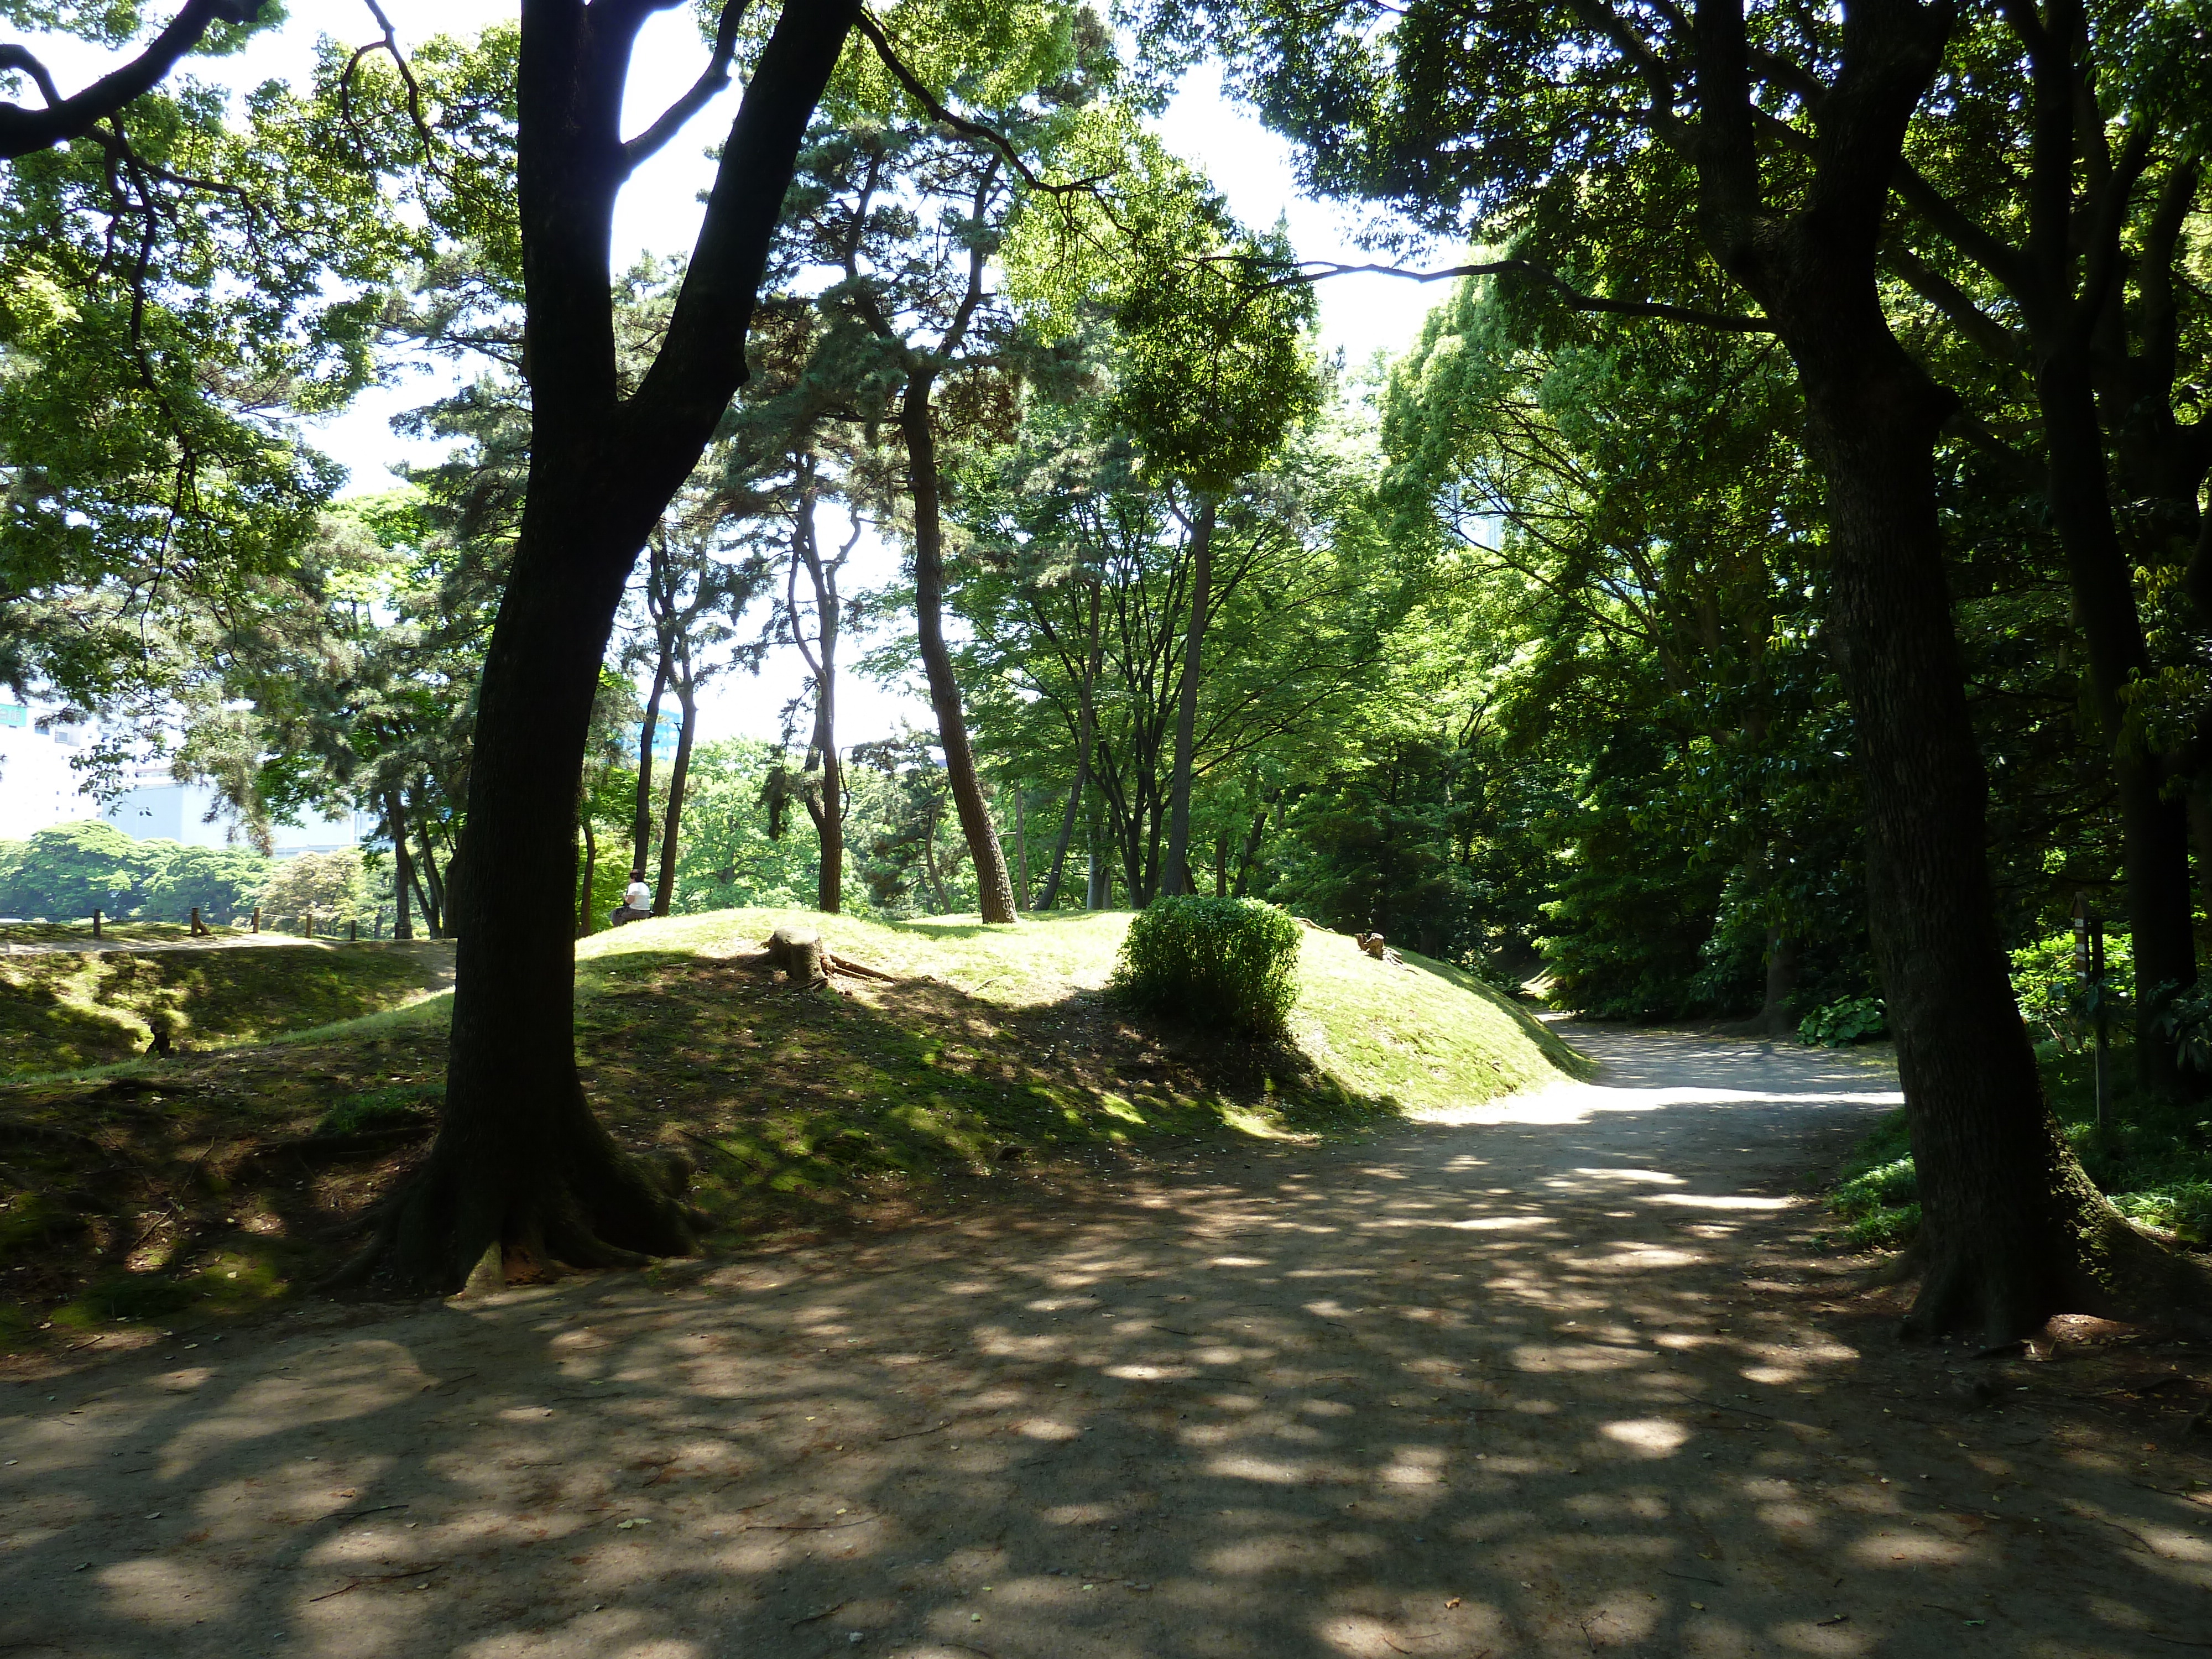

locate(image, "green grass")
(0, 941), (453, 1076)
(0, 906), (1582, 1345)
(1822, 1037), (2212, 1249)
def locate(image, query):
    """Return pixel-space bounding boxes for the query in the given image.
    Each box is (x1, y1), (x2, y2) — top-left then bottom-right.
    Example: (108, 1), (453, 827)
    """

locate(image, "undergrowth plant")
(1112, 895), (1302, 1038)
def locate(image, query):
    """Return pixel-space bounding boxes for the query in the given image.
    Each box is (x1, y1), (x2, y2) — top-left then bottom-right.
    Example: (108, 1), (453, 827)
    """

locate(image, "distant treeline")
(0, 822), (368, 927)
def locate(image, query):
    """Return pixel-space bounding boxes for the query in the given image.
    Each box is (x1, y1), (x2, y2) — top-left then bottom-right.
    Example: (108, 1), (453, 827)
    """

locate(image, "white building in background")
(0, 702), (363, 854)
(0, 702), (101, 839)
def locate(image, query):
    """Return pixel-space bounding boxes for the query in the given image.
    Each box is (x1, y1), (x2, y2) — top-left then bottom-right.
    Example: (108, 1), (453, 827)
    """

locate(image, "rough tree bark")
(901, 370), (1018, 922)
(653, 640), (698, 916)
(1161, 493), (1217, 896)
(345, 0), (862, 1295)
(1687, 0), (2208, 1338)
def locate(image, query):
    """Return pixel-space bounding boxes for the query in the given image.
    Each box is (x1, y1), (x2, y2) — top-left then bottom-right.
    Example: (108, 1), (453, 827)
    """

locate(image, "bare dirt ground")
(4, 1025), (2208, 1658)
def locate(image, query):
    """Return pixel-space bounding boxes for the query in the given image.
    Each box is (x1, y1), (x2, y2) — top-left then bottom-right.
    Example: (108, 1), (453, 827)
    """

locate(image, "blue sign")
(0, 704), (26, 728)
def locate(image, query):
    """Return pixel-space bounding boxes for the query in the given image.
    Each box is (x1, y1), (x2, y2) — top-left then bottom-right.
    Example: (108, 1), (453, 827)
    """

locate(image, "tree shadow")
(6, 1036), (2206, 1657)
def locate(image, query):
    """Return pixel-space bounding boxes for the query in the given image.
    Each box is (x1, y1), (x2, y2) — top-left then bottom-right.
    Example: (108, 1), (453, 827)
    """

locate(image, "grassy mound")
(1823, 1039), (2212, 1250)
(0, 907), (1579, 1348)
(0, 940), (455, 1076)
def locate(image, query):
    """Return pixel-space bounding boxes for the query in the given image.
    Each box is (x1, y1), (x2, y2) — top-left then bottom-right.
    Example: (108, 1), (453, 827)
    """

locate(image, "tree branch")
(1287, 258), (1775, 332)
(0, 0), (260, 160)
(622, 0), (749, 177)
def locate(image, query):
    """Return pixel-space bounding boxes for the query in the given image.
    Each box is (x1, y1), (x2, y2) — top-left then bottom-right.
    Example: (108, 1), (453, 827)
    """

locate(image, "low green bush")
(1799, 994), (1887, 1046)
(1112, 895), (1302, 1038)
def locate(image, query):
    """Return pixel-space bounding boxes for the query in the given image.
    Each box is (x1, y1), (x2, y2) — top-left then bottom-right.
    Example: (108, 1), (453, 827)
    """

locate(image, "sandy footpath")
(3, 1026), (2208, 1658)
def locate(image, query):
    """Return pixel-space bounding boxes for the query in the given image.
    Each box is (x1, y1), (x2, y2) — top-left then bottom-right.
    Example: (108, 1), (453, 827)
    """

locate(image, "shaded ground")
(3, 1026), (2209, 1657)
(0, 912), (1569, 1341)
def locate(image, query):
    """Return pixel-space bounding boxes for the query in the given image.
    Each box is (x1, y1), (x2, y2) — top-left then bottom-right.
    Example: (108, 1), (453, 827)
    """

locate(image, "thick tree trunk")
(1759, 925), (1801, 1037)
(387, 790), (415, 942)
(632, 643), (670, 879)
(1798, 332), (2198, 1338)
(653, 664), (697, 916)
(1682, 0), (2209, 1339)
(1161, 494), (1215, 896)
(2037, 343), (2195, 1093)
(902, 375), (1016, 922)
(349, 0), (860, 1295)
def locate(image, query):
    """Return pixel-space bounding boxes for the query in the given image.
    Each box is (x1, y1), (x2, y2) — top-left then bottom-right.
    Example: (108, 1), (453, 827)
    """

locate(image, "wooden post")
(305, 907), (315, 939)
(349, 919), (358, 942)
(91, 909), (101, 940)
(252, 906), (260, 933)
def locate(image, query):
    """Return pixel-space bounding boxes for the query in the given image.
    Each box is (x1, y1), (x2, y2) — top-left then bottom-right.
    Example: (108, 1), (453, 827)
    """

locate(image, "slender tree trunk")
(1161, 493), (1216, 896)
(577, 813), (597, 937)
(902, 374), (1016, 922)
(1230, 800), (1270, 898)
(632, 643), (670, 879)
(387, 790), (415, 942)
(2038, 342), (2195, 1092)
(1013, 785), (1029, 911)
(1036, 582), (1102, 911)
(653, 659), (697, 916)
(792, 494), (844, 914)
(416, 823), (446, 938)
(351, 0), (860, 1295)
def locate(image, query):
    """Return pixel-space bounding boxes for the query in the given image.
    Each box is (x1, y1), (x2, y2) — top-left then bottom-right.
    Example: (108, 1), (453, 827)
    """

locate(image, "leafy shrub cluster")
(1798, 994), (1887, 1046)
(1112, 895), (1302, 1038)
(2011, 926), (2132, 1052)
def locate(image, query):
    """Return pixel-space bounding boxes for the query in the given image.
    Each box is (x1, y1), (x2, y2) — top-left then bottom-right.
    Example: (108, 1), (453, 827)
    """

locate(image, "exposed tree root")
(319, 1108), (696, 1297)
(1901, 1152), (2212, 1344)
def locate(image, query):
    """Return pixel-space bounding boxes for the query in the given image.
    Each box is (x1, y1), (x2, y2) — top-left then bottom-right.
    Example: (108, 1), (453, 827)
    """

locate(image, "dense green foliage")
(1112, 893), (1301, 1036)
(0, 822), (266, 922)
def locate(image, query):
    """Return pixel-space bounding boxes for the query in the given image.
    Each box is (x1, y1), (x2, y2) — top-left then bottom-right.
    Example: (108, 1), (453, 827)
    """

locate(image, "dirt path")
(4, 1027), (2208, 1658)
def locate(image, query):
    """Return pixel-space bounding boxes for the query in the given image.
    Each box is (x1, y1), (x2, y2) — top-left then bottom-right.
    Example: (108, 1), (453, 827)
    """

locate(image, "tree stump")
(764, 927), (828, 986)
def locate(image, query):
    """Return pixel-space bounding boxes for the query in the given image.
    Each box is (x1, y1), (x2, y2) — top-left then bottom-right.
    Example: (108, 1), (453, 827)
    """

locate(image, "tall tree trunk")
(1230, 801), (1270, 899)
(1035, 582), (1102, 911)
(791, 489), (844, 914)
(653, 655), (697, 916)
(577, 812), (597, 938)
(901, 374), (1016, 922)
(1691, 0), (2206, 1338)
(1161, 493), (1216, 896)
(2038, 341), (2195, 1094)
(1013, 784), (1029, 911)
(387, 789), (415, 942)
(632, 642), (670, 880)
(347, 0), (861, 1295)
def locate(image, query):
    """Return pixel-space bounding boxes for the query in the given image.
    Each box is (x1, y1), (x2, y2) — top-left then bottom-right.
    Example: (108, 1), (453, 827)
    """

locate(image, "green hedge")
(1112, 895), (1302, 1038)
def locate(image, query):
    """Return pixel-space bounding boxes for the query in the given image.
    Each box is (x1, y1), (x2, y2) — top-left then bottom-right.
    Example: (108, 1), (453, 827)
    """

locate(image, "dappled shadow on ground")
(3, 1030), (2208, 1658)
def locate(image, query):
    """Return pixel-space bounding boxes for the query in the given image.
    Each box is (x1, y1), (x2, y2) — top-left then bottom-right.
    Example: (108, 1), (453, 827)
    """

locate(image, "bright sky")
(24, 2), (1450, 753)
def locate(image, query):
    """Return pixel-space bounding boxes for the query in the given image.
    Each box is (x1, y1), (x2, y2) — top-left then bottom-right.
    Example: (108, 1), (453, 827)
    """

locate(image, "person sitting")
(610, 869), (653, 927)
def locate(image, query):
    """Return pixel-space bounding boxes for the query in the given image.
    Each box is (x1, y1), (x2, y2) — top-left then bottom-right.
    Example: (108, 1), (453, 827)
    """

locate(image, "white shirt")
(624, 881), (651, 910)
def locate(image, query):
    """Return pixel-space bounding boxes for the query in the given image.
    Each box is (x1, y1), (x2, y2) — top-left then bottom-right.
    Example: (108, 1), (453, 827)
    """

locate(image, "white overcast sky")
(25, 3), (1449, 750)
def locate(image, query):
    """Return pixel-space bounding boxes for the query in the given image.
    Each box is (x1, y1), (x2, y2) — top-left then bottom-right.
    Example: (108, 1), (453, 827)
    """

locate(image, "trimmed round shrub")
(1112, 895), (1302, 1037)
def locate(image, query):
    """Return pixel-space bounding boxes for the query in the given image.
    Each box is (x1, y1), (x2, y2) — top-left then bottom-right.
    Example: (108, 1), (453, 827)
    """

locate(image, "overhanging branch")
(1287, 259), (1775, 332)
(0, 0), (264, 160)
